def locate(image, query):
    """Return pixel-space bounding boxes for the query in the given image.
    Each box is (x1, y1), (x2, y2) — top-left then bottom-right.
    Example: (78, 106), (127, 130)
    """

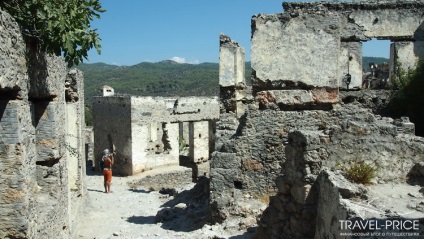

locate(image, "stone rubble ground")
(75, 166), (255, 239)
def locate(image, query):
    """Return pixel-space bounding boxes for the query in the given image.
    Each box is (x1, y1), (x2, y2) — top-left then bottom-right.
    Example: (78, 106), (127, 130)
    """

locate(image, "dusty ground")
(347, 183), (424, 219)
(74, 166), (255, 239)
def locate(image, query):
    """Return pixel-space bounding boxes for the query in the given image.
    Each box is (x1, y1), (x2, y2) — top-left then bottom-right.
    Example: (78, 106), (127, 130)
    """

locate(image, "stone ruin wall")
(210, 1), (424, 238)
(0, 9), (87, 239)
(93, 95), (219, 177)
(93, 96), (133, 175)
(252, 0), (424, 91)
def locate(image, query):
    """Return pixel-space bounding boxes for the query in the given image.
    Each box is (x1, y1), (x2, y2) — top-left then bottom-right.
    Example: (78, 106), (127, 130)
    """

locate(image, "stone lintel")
(256, 89), (339, 107)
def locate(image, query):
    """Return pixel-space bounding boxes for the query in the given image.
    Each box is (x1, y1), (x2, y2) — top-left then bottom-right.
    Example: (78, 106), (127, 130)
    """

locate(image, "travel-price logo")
(339, 219), (421, 237)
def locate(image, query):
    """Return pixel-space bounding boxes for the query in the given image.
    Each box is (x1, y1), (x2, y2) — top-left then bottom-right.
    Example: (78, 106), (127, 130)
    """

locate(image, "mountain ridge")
(77, 57), (389, 102)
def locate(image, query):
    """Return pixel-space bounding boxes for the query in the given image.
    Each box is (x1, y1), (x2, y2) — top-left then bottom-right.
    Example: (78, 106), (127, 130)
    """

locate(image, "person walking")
(102, 149), (114, 193)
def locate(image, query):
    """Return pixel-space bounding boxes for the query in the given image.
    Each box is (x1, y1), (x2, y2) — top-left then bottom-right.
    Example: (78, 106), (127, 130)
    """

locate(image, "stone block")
(256, 89), (339, 108)
(251, 13), (340, 88)
(311, 88), (339, 104)
(28, 53), (67, 99)
(268, 90), (314, 106)
(350, 7), (424, 39)
(0, 100), (30, 144)
(219, 33), (245, 87)
(34, 101), (66, 161)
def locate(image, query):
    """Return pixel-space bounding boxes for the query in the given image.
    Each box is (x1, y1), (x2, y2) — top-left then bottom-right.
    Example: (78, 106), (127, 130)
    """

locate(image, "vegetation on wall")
(0, 0), (105, 67)
(384, 59), (424, 136)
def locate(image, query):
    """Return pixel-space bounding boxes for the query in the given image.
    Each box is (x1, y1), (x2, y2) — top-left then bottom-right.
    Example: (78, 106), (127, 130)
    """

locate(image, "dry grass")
(341, 161), (376, 185)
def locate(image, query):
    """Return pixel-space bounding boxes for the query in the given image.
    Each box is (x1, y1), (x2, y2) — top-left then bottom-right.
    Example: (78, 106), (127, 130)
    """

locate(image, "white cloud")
(170, 57), (201, 64)
(171, 56), (186, 63)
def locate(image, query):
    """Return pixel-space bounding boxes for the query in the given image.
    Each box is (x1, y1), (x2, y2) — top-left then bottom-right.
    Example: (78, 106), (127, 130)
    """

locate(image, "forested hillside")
(77, 60), (253, 103)
(362, 56), (389, 71)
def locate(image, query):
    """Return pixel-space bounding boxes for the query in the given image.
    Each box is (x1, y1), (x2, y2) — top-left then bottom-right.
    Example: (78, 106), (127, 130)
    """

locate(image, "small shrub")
(340, 161), (376, 185)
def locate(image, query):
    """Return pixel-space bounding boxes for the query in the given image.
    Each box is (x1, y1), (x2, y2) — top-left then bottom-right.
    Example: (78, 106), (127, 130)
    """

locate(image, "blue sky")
(87, 0), (390, 66)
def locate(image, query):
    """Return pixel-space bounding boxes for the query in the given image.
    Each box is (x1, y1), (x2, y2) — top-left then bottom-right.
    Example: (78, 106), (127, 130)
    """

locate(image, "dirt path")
(74, 166), (254, 239)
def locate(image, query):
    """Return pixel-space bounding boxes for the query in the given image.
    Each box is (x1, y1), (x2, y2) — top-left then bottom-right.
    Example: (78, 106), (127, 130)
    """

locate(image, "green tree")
(0, 0), (105, 67)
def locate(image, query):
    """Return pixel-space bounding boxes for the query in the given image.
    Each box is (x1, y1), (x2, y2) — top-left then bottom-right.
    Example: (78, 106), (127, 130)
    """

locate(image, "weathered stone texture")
(0, 9), (86, 239)
(283, 0), (424, 40)
(33, 101), (66, 162)
(219, 33), (245, 87)
(339, 42), (362, 89)
(253, 122), (424, 238)
(27, 52), (67, 99)
(339, 89), (393, 114)
(189, 121), (209, 163)
(93, 96), (132, 175)
(395, 41), (424, 71)
(251, 13), (340, 88)
(0, 9), (27, 95)
(65, 68), (86, 214)
(211, 101), (424, 230)
(349, 7), (423, 40)
(0, 101), (35, 239)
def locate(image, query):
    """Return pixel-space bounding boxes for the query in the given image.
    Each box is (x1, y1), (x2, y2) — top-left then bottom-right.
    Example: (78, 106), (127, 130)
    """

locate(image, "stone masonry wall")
(211, 1), (424, 237)
(254, 115), (424, 238)
(93, 95), (219, 176)
(93, 96), (133, 176)
(65, 69), (86, 236)
(0, 9), (86, 239)
(251, 12), (340, 90)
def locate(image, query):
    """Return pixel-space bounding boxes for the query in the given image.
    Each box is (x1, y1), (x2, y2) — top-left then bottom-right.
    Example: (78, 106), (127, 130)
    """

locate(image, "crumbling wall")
(65, 69), (86, 235)
(281, 0), (424, 88)
(254, 111), (424, 238)
(0, 9), (86, 239)
(93, 95), (219, 176)
(210, 0), (424, 237)
(93, 96), (133, 175)
(251, 13), (340, 94)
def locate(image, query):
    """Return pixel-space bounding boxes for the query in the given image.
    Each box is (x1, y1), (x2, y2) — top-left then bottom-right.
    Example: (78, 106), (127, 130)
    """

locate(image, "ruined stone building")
(211, 1), (424, 238)
(0, 9), (87, 239)
(92, 88), (219, 176)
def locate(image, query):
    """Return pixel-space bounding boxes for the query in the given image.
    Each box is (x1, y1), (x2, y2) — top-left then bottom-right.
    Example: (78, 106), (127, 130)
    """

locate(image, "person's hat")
(103, 149), (109, 155)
